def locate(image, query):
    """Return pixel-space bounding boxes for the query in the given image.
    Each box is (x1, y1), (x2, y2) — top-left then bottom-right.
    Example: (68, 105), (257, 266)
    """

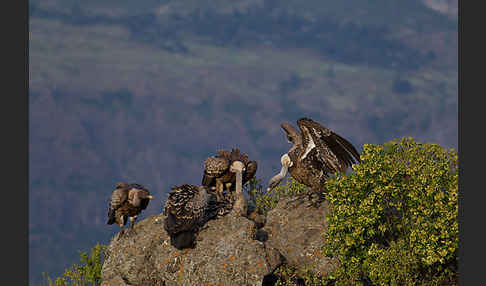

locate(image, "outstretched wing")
(297, 118), (361, 174)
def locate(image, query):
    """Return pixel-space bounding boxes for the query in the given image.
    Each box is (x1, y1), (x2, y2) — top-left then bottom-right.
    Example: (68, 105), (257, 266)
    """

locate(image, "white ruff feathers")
(300, 132), (316, 160)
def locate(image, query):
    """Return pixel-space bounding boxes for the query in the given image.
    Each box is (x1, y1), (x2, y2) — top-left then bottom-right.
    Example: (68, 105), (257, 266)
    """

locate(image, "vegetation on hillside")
(246, 176), (307, 216)
(42, 244), (106, 286)
(323, 137), (458, 285)
(30, 0), (453, 70)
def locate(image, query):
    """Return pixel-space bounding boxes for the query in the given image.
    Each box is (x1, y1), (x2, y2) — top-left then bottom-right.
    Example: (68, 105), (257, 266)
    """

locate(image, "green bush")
(246, 176), (308, 216)
(323, 137), (458, 286)
(42, 243), (106, 286)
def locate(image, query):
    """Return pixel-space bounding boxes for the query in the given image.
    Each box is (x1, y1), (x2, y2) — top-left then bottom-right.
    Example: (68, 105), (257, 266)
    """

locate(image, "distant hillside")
(29, 1), (457, 285)
(30, 0), (457, 69)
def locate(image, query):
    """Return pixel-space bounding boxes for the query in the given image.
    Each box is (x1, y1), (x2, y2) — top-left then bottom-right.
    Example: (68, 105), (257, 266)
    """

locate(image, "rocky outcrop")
(101, 212), (281, 286)
(101, 195), (337, 285)
(261, 196), (340, 278)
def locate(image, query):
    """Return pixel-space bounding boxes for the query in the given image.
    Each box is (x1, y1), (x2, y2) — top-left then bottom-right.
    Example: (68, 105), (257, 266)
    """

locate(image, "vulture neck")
(235, 169), (243, 196)
(267, 156), (291, 192)
(288, 136), (303, 159)
(274, 164), (289, 182)
(230, 161), (247, 216)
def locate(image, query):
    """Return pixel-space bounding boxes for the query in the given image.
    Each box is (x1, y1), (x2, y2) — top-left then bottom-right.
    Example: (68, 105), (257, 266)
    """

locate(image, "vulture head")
(128, 187), (153, 208)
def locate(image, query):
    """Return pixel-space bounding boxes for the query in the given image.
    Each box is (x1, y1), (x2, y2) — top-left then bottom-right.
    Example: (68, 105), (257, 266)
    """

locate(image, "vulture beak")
(147, 195), (153, 200)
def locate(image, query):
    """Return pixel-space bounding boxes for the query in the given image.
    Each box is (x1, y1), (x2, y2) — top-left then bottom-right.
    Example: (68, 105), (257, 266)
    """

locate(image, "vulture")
(163, 184), (227, 249)
(267, 117), (361, 198)
(202, 148), (258, 204)
(107, 182), (153, 234)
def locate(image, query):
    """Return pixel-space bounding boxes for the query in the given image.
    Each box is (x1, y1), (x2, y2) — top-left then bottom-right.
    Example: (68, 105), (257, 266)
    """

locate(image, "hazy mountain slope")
(29, 1), (457, 284)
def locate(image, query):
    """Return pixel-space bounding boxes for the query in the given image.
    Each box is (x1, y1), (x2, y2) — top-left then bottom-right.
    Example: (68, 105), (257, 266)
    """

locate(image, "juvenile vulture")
(268, 117), (361, 198)
(107, 182), (153, 234)
(163, 184), (224, 249)
(202, 148), (257, 203)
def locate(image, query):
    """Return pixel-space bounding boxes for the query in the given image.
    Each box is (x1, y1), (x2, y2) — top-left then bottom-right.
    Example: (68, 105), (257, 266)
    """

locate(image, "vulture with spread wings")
(267, 117), (361, 197)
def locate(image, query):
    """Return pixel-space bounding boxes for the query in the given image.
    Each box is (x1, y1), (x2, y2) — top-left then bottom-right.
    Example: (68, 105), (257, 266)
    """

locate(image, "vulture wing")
(201, 156), (229, 186)
(107, 186), (129, 224)
(163, 185), (209, 234)
(229, 148), (249, 165)
(297, 117), (361, 174)
(243, 160), (258, 185)
(164, 185), (214, 250)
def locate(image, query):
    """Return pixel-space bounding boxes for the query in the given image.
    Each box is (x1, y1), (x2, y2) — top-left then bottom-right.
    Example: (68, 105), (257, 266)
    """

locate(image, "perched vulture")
(163, 184), (225, 249)
(107, 182), (153, 233)
(201, 148), (257, 203)
(268, 117), (361, 196)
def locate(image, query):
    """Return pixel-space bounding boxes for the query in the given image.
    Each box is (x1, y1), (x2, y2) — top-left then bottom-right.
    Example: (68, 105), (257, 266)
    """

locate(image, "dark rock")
(262, 273), (279, 286)
(248, 210), (266, 229)
(255, 229), (268, 242)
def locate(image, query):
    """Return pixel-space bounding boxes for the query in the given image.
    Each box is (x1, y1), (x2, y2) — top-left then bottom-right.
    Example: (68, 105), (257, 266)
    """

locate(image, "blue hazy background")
(29, 0), (457, 285)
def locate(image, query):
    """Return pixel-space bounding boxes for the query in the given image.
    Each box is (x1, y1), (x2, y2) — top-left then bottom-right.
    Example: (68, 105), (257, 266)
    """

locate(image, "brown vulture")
(107, 182), (153, 234)
(201, 148), (257, 204)
(163, 184), (226, 249)
(267, 117), (361, 199)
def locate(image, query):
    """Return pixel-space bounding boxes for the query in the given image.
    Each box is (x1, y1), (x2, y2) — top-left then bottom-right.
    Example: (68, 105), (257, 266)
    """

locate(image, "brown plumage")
(107, 182), (153, 232)
(163, 184), (225, 249)
(201, 148), (258, 203)
(268, 117), (361, 195)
